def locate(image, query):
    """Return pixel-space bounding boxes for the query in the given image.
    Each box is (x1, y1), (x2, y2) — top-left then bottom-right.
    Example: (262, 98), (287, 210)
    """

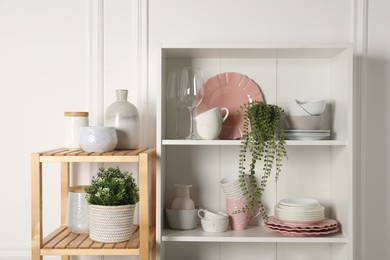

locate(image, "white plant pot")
(89, 204), (136, 243)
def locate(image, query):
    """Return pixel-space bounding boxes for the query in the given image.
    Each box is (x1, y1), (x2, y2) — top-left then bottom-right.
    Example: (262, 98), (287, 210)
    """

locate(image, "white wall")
(0, 0), (148, 259)
(0, 0), (90, 258)
(0, 0), (388, 259)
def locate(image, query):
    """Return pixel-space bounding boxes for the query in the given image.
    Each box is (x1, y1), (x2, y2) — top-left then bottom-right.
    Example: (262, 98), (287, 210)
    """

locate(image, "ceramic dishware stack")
(284, 99), (331, 140)
(198, 209), (229, 232)
(274, 198), (324, 223)
(220, 175), (259, 230)
(265, 198), (339, 236)
(165, 184), (199, 230)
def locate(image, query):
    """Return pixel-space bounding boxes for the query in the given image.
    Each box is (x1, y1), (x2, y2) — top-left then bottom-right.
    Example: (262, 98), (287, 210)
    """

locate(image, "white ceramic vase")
(105, 89), (140, 149)
(171, 184), (195, 210)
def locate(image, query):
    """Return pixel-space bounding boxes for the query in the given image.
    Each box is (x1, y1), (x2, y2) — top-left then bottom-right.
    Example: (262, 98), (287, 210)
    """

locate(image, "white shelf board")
(162, 139), (348, 146)
(162, 226), (348, 243)
(161, 44), (352, 59)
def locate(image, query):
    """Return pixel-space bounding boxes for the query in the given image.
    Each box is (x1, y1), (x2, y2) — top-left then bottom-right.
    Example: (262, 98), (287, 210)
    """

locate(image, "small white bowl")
(79, 126), (117, 152)
(285, 115), (321, 130)
(296, 99), (326, 116)
(200, 218), (229, 233)
(165, 208), (199, 230)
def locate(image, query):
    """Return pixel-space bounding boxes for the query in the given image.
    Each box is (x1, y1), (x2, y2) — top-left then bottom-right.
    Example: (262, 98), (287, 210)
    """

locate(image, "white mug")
(195, 107), (229, 140)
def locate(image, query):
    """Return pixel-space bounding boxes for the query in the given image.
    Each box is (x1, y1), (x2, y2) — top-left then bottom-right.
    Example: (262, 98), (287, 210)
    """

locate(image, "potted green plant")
(238, 100), (287, 220)
(85, 166), (139, 243)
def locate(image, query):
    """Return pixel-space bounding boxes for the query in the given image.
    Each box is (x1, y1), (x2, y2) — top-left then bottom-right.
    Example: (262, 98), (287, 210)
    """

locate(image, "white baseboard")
(0, 245), (103, 260)
(0, 244), (137, 259)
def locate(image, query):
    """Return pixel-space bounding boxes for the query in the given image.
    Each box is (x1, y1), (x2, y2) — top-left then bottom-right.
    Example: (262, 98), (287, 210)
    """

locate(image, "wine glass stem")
(188, 108), (194, 137)
(175, 109), (180, 138)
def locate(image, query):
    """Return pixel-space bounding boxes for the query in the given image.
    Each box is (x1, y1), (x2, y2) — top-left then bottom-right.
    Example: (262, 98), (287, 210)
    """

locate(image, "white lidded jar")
(105, 89), (140, 149)
(66, 186), (89, 234)
(64, 112), (89, 150)
(171, 184), (195, 210)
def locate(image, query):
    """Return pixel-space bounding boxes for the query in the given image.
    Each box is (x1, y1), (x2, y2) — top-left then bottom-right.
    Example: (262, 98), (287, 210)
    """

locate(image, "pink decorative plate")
(265, 225), (339, 237)
(196, 72), (264, 140)
(264, 216), (340, 236)
(266, 216), (337, 227)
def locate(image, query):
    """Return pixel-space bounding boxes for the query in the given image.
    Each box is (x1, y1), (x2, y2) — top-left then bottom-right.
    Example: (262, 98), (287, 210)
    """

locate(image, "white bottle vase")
(171, 184), (195, 210)
(105, 89), (140, 149)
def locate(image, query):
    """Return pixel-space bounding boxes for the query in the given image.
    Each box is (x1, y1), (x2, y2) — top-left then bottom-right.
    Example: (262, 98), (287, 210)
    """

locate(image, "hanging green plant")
(238, 100), (287, 220)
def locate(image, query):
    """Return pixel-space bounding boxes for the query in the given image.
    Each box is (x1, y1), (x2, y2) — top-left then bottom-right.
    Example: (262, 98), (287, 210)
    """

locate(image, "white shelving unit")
(156, 45), (354, 260)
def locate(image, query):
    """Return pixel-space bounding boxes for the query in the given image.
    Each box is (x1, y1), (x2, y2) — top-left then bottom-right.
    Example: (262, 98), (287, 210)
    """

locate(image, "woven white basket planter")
(89, 204), (136, 243)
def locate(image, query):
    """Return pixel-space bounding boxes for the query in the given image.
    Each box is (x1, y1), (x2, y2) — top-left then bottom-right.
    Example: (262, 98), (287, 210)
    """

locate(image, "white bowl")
(285, 115), (321, 130)
(79, 126), (118, 152)
(200, 218), (229, 232)
(296, 99), (326, 116)
(288, 101), (310, 116)
(165, 208), (199, 230)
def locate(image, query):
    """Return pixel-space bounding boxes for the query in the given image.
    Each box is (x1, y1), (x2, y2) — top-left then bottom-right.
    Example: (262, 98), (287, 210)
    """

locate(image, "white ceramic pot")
(79, 126), (117, 152)
(165, 208), (199, 230)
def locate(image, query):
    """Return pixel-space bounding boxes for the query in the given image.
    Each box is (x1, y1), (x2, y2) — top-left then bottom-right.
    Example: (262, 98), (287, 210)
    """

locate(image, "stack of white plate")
(274, 198), (325, 223)
(283, 130), (331, 140)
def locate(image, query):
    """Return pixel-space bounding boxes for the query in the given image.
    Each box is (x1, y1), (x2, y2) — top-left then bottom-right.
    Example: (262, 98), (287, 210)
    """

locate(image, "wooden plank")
(41, 248), (140, 256)
(31, 153), (42, 260)
(90, 241), (104, 249)
(44, 229), (71, 249)
(43, 226), (68, 245)
(61, 162), (69, 225)
(67, 233), (88, 249)
(126, 231), (140, 249)
(40, 155), (140, 163)
(38, 148), (68, 155)
(103, 242), (115, 249)
(63, 149), (85, 156)
(113, 240), (128, 249)
(139, 151), (150, 259)
(124, 148), (148, 156)
(78, 236), (94, 249)
(106, 150), (131, 156)
(55, 232), (78, 249)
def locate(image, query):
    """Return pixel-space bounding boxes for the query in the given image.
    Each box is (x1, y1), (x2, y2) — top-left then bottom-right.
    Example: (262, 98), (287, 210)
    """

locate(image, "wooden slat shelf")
(40, 225), (156, 255)
(37, 148), (150, 162)
(31, 148), (157, 260)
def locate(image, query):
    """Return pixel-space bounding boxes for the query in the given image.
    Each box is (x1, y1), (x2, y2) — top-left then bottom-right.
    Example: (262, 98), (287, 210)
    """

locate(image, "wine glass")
(179, 66), (204, 140)
(166, 71), (184, 139)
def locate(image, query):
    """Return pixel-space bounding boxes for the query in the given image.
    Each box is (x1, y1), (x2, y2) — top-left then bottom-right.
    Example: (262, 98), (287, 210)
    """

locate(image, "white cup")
(195, 107), (229, 140)
(220, 174), (250, 199)
(200, 218), (229, 232)
(197, 209), (229, 220)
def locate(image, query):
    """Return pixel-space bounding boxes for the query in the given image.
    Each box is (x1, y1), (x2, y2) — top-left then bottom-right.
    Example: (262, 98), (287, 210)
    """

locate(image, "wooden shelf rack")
(31, 148), (156, 260)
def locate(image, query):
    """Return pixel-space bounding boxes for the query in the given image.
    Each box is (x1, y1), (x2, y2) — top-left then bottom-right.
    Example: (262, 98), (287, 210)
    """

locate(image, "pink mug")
(226, 198), (259, 230)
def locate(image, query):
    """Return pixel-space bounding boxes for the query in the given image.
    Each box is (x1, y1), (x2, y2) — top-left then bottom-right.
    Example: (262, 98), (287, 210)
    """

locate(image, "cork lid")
(69, 185), (90, 193)
(64, 112), (89, 117)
